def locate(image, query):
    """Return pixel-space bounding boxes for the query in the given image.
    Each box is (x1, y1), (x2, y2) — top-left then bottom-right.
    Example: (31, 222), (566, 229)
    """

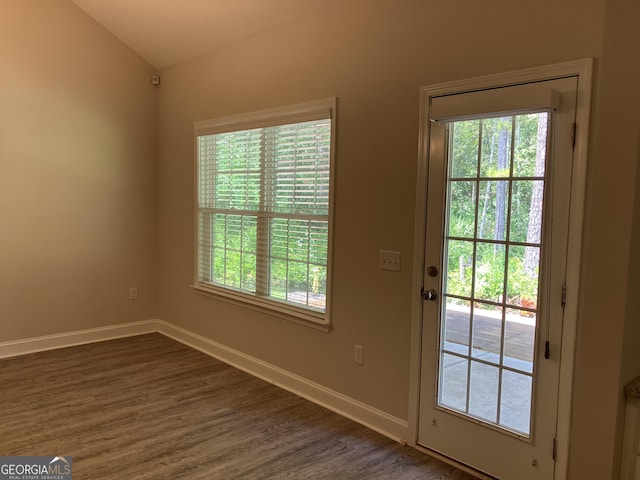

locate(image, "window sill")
(191, 283), (331, 333)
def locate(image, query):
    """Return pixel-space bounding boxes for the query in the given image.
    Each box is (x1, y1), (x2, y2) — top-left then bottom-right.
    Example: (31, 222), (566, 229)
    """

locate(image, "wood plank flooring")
(1, 333), (478, 479)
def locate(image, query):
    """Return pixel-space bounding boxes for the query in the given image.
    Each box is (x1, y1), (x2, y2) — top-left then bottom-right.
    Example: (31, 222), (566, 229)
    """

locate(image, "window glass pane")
(212, 214), (226, 248)
(439, 353), (468, 412)
(448, 181), (476, 239)
(242, 216), (257, 253)
(469, 361), (499, 423)
(471, 305), (503, 365)
(480, 117), (512, 178)
(450, 120), (480, 178)
(269, 258), (287, 300)
(445, 240), (474, 298)
(269, 218), (328, 311)
(513, 112), (547, 178)
(270, 218), (288, 260)
(213, 248), (225, 285)
(474, 242), (505, 303)
(309, 265), (327, 310)
(442, 299), (471, 356)
(503, 308), (536, 374)
(287, 220), (310, 262)
(509, 180), (544, 243)
(309, 221), (328, 265)
(477, 180), (509, 242)
(205, 214), (259, 292)
(500, 370), (532, 435)
(224, 246), (241, 289)
(507, 245), (539, 308)
(241, 254), (256, 292)
(225, 215), (242, 251)
(286, 260), (309, 305)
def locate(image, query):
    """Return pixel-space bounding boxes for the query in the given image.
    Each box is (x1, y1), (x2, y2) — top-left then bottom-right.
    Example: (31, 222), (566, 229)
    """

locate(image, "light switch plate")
(379, 250), (401, 271)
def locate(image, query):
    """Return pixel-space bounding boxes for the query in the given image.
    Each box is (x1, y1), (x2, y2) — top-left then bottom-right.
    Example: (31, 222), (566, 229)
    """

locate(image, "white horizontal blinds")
(202, 129), (262, 211)
(197, 112), (332, 314)
(264, 120), (331, 311)
(265, 121), (331, 217)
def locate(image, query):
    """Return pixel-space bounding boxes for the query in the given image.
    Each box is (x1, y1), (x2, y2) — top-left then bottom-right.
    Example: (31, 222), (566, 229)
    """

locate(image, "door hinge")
(571, 123), (577, 149)
(561, 283), (567, 308)
(553, 437), (558, 461)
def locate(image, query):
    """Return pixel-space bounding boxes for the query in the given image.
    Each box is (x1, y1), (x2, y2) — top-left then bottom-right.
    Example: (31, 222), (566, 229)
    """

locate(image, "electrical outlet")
(129, 287), (138, 300)
(379, 250), (401, 271)
(354, 345), (364, 365)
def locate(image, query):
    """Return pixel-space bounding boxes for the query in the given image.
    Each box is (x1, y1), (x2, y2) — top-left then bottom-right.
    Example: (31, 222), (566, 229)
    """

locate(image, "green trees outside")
(445, 113), (547, 311)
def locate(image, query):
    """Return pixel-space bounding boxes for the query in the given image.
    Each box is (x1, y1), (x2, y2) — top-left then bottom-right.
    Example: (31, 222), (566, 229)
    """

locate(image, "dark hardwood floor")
(0, 333), (477, 479)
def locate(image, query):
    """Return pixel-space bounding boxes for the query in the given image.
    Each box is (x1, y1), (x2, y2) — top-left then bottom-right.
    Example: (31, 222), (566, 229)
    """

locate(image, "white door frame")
(408, 59), (593, 479)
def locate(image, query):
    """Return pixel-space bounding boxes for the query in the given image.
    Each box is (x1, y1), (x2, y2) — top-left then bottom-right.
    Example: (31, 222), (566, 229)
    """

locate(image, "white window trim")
(192, 98), (337, 331)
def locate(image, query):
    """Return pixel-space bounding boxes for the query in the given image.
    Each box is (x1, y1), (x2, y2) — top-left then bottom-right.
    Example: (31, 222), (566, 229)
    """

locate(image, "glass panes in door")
(438, 113), (549, 437)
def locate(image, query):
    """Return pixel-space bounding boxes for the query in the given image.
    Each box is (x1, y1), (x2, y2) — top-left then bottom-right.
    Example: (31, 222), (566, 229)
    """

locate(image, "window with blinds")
(194, 99), (336, 326)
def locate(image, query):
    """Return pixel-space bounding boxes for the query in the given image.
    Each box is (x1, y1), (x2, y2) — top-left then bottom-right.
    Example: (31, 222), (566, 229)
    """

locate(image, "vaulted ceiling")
(71, 0), (349, 69)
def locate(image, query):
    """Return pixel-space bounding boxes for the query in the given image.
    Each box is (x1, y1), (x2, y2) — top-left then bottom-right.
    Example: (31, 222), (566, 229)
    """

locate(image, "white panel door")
(418, 76), (577, 480)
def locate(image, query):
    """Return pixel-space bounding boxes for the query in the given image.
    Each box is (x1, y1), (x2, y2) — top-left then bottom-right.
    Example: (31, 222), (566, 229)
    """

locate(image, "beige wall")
(4, 0), (637, 478)
(156, 0), (635, 477)
(571, 0), (640, 477)
(0, 0), (158, 341)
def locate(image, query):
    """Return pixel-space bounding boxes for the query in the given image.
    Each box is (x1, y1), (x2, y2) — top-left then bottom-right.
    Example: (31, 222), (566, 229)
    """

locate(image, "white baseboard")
(156, 320), (409, 444)
(0, 320), (160, 359)
(0, 319), (409, 445)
